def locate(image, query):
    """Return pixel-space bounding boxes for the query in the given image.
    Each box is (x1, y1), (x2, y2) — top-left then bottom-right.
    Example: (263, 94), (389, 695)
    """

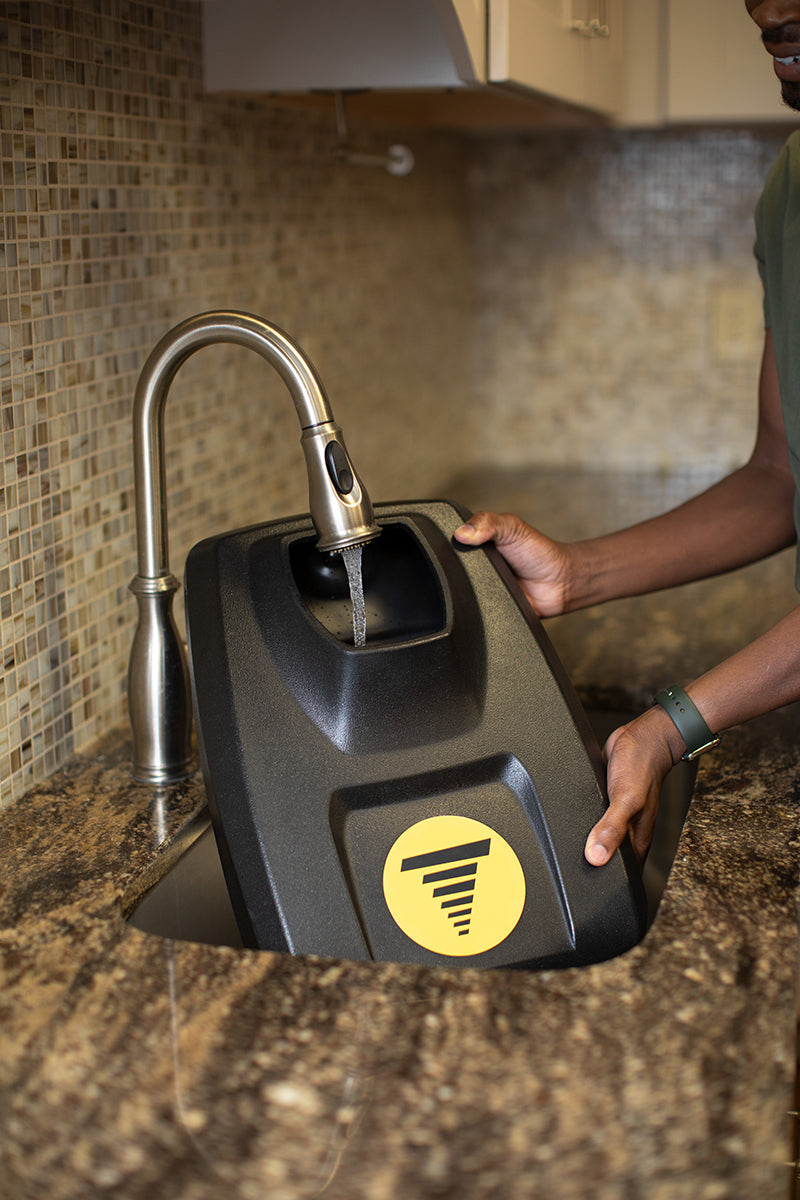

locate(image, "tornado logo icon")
(382, 815), (526, 956)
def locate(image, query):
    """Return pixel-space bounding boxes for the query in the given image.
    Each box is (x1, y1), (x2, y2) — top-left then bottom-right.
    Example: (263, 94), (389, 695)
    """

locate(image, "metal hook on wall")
(334, 93), (415, 177)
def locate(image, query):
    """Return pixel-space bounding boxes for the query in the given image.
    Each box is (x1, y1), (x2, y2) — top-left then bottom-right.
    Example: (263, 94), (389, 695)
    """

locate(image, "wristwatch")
(653, 686), (720, 762)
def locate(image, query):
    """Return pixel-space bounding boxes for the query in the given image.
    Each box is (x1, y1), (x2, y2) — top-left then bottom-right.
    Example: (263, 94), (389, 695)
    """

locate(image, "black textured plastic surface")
(185, 500), (645, 969)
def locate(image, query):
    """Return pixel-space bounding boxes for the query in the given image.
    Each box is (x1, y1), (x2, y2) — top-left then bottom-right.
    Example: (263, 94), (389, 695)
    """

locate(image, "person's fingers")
(629, 804), (660, 864)
(584, 712), (676, 867)
(455, 511), (571, 616)
(454, 510), (521, 546)
(584, 801), (636, 866)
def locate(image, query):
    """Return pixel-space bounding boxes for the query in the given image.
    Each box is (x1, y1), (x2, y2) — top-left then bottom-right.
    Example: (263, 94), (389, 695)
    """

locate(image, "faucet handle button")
(325, 440), (355, 495)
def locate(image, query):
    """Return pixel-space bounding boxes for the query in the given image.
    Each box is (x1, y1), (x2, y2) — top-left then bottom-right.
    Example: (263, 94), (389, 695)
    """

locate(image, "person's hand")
(584, 707), (684, 866)
(454, 511), (574, 617)
(454, 511), (688, 867)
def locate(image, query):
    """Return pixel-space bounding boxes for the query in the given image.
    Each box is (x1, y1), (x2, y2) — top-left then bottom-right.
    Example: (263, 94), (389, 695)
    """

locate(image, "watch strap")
(653, 686), (720, 762)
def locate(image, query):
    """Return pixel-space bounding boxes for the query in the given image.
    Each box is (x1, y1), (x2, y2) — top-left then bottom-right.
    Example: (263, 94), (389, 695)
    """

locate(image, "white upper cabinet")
(489, 1), (625, 116)
(623, 0), (797, 126)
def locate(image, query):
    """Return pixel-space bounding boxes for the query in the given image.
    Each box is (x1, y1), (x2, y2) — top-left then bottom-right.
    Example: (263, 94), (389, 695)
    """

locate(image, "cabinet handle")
(569, 1), (610, 38)
(592, 0), (610, 37)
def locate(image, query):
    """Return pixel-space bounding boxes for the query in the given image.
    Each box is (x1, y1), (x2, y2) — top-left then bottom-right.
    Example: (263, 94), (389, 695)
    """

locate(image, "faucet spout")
(128, 310), (380, 783)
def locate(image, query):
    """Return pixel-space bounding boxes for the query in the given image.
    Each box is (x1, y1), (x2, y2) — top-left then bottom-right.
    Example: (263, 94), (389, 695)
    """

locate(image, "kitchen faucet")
(127, 310), (380, 783)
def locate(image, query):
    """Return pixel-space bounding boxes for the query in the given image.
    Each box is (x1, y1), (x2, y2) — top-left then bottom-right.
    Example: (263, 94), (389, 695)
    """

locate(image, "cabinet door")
(489, 0), (624, 116)
(668, 0), (795, 123)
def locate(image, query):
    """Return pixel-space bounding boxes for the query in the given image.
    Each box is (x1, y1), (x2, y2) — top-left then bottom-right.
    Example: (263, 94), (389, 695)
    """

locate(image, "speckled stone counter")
(2, 470), (799, 1200)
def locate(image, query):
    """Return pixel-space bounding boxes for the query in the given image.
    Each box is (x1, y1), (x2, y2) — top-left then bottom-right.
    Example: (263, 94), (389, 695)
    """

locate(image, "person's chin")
(782, 81), (800, 111)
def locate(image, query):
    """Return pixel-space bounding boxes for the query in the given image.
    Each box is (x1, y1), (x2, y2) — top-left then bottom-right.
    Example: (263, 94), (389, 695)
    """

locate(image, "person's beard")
(782, 80), (800, 111)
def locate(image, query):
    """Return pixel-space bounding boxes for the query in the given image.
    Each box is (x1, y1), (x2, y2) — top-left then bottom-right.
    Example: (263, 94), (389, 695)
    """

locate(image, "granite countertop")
(2, 470), (800, 1199)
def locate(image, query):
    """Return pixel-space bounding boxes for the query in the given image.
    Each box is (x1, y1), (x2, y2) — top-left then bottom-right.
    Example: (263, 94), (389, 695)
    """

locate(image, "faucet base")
(128, 574), (193, 785)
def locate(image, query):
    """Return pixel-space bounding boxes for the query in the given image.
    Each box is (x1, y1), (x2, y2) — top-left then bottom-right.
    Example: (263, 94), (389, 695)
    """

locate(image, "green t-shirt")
(754, 130), (800, 587)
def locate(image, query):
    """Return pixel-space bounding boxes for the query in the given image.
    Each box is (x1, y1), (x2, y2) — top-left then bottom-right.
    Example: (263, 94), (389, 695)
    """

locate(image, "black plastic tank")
(184, 499), (645, 970)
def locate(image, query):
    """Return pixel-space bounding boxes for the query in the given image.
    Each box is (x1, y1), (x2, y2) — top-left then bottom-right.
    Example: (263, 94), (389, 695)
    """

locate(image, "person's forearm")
(685, 603), (800, 733)
(567, 332), (796, 612)
(565, 460), (796, 611)
(584, 602), (800, 867)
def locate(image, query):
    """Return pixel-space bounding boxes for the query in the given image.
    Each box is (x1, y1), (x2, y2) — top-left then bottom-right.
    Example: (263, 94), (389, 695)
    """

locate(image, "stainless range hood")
(201, 0), (624, 130)
(202, 0), (486, 94)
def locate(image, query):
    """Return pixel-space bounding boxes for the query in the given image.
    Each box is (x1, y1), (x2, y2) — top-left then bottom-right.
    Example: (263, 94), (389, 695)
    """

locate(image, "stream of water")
(340, 544), (367, 646)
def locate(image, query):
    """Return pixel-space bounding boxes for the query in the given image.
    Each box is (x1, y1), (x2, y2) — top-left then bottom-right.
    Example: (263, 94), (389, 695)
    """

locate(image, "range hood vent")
(202, 0), (486, 94)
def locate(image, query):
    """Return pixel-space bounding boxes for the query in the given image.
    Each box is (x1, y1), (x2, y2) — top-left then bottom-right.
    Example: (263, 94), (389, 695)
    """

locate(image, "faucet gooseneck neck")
(132, 310), (377, 578)
(128, 309), (380, 784)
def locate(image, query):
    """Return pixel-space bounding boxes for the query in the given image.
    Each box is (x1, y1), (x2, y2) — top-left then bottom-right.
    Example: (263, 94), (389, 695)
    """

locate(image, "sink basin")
(124, 712), (695, 954)
(127, 810), (245, 948)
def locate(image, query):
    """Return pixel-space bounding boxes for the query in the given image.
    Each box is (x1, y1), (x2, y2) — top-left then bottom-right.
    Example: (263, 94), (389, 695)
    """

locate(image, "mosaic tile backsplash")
(0, 2), (793, 804)
(467, 127), (788, 472)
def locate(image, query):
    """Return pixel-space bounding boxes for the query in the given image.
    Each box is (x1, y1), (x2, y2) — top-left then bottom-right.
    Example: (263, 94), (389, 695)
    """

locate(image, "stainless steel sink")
(124, 711), (696, 951)
(126, 810), (245, 948)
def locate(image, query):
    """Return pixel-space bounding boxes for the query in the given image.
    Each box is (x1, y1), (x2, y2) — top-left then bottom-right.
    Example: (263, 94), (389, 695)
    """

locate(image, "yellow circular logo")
(382, 815), (526, 957)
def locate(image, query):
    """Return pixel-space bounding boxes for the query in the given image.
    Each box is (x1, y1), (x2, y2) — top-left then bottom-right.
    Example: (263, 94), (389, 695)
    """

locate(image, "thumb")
(454, 512), (501, 546)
